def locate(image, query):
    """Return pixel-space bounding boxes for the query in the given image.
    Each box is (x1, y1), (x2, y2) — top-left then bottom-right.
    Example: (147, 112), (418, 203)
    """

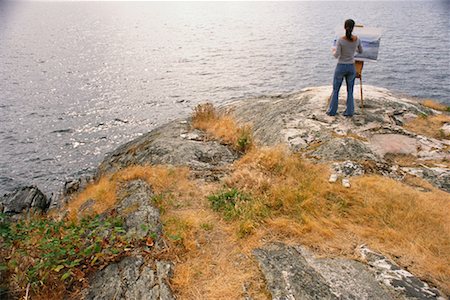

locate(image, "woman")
(327, 19), (363, 117)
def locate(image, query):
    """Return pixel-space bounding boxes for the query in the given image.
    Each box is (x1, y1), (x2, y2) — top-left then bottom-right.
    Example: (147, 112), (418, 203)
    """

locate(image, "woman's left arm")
(357, 38), (363, 54)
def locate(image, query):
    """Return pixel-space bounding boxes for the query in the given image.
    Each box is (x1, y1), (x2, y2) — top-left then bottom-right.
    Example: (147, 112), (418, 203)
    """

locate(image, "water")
(1, 1), (449, 196)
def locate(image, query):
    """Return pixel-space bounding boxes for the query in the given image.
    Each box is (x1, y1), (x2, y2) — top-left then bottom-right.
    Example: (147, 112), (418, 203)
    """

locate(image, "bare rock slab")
(359, 246), (446, 300)
(254, 243), (446, 300)
(85, 256), (175, 300)
(370, 134), (419, 157)
(253, 243), (338, 300)
(97, 120), (238, 178)
(253, 243), (392, 300)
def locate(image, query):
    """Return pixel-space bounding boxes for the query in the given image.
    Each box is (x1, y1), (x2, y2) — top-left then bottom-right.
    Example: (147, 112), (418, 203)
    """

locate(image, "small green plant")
(419, 112), (428, 119)
(200, 223), (213, 231)
(207, 188), (250, 220)
(0, 213), (147, 297)
(236, 125), (253, 153)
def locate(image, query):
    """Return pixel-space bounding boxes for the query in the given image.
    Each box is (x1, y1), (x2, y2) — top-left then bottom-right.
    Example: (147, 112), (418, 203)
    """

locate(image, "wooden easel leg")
(360, 77), (364, 112)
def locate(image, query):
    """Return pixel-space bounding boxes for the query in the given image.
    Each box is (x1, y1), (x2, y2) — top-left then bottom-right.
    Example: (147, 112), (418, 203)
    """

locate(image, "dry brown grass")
(405, 114), (450, 139)
(216, 146), (450, 294)
(165, 209), (269, 300)
(67, 165), (194, 219)
(421, 99), (450, 112)
(192, 103), (254, 152)
(64, 110), (450, 297)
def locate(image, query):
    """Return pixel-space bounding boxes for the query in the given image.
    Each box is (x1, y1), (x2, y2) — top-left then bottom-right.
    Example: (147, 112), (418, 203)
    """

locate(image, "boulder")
(0, 186), (48, 215)
(116, 180), (163, 244)
(85, 256), (175, 300)
(83, 180), (172, 299)
(97, 120), (238, 178)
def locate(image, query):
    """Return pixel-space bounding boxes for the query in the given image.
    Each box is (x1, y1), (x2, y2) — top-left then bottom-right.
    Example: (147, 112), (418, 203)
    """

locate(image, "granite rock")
(0, 186), (48, 216)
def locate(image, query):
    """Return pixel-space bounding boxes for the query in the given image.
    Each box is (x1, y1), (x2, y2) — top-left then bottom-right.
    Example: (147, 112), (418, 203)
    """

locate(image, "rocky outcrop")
(6, 86), (445, 299)
(97, 120), (238, 180)
(228, 86), (450, 191)
(82, 180), (175, 299)
(115, 180), (163, 243)
(95, 86), (449, 192)
(85, 257), (174, 300)
(0, 186), (49, 216)
(359, 245), (444, 300)
(253, 243), (446, 300)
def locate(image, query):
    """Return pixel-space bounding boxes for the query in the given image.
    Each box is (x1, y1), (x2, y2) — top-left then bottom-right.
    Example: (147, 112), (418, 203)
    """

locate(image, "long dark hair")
(344, 19), (355, 41)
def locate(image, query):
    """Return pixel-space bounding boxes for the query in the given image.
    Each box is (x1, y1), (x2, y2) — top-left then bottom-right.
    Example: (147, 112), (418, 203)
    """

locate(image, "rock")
(254, 243), (446, 300)
(94, 85), (448, 192)
(225, 85), (449, 191)
(253, 243), (338, 300)
(82, 180), (172, 299)
(402, 167), (450, 193)
(63, 174), (94, 197)
(156, 261), (175, 300)
(440, 123), (450, 137)
(359, 245), (445, 299)
(85, 256), (175, 300)
(97, 120), (238, 178)
(253, 243), (394, 300)
(332, 160), (365, 177)
(311, 138), (379, 162)
(369, 134), (419, 157)
(180, 129), (203, 141)
(0, 186), (48, 215)
(116, 180), (163, 244)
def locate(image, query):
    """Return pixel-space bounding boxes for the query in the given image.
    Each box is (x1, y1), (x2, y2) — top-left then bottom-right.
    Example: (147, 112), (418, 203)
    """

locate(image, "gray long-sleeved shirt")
(333, 36), (363, 64)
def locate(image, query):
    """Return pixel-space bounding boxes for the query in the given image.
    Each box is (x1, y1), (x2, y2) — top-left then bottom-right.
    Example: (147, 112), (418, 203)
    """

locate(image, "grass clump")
(405, 113), (450, 140)
(208, 188), (251, 220)
(192, 103), (254, 152)
(0, 213), (137, 298)
(420, 99), (450, 112)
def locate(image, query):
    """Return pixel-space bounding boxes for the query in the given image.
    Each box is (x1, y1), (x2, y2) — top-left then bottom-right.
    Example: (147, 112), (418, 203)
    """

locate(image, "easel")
(355, 24), (365, 111)
(355, 60), (364, 111)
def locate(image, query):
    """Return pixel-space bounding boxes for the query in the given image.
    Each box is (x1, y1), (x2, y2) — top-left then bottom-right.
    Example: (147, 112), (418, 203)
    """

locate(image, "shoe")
(342, 178), (350, 188)
(329, 174), (338, 183)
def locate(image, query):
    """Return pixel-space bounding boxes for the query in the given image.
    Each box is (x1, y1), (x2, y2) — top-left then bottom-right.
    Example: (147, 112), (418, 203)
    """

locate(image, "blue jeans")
(327, 63), (356, 116)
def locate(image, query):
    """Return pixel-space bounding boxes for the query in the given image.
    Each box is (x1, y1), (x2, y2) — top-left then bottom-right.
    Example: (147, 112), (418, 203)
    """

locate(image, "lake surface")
(0, 1), (449, 196)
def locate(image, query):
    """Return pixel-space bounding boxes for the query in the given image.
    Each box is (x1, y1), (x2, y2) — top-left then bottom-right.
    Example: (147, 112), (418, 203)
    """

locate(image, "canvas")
(333, 26), (382, 62)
